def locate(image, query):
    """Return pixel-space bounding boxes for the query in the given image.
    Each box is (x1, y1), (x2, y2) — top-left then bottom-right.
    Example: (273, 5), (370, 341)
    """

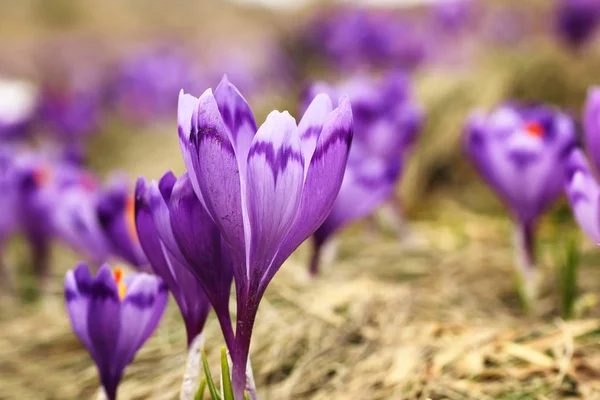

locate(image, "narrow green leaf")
(201, 348), (222, 400)
(244, 392), (250, 400)
(220, 347), (235, 400)
(194, 377), (207, 400)
(554, 235), (580, 320)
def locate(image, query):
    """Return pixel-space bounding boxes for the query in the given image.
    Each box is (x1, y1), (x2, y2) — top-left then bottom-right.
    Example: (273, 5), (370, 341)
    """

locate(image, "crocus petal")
(245, 111), (304, 287)
(135, 176), (210, 346)
(297, 93), (333, 170)
(115, 274), (168, 371)
(271, 97), (353, 277)
(169, 173), (233, 303)
(565, 149), (600, 243)
(584, 87), (600, 175)
(65, 264), (94, 353)
(85, 265), (122, 396)
(192, 89), (246, 267)
(214, 75), (257, 173)
(177, 90), (203, 201)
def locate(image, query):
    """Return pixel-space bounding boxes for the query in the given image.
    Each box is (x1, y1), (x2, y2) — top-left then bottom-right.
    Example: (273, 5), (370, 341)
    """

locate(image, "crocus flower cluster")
(305, 72), (424, 274)
(124, 75), (352, 399)
(0, 148), (148, 292)
(555, 0), (600, 49)
(65, 263), (167, 400)
(465, 103), (576, 299)
(304, 9), (427, 71)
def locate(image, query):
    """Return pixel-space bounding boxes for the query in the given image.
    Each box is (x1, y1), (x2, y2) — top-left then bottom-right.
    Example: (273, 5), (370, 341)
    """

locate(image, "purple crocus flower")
(65, 263), (167, 400)
(556, 0), (600, 49)
(0, 77), (38, 141)
(134, 172), (232, 348)
(110, 46), (195, 123)
(306, 73), (424, 274)
(96, 176), (148, 270)
(564, 148), (600, 243)
(583, 87), (600, 174)
(38, 72), (102, 151)
(465, 103), (576, 298)
(178, 75), (353, 397)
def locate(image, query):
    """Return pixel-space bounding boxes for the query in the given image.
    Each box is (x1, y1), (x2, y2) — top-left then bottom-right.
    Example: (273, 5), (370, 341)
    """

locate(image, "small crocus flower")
(65, 263), (167, 400)
(556, 0), (600, 49)
(0, 148), (18, 290)
(134, 171), (232, 348)
(465, 103), (576, 301)
(564, 148), (600, 244)
(97, 176), (148, 270)
(583, 87), (600, 174)
(305, 73), (424, 274)
(178, 75), (353, 398)
(0, 77), (38, 141)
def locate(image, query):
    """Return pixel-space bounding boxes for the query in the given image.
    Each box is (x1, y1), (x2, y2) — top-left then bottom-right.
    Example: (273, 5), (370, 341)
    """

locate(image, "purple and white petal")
(297, 93), (333, 169)
(245, 111), (305, 285)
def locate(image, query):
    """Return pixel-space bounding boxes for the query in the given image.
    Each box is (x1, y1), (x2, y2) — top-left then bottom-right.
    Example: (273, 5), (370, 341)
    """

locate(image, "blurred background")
(3, 0), (600, 399)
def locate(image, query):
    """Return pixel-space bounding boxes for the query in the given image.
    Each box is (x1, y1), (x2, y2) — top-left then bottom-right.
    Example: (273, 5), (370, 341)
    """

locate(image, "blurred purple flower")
(556, 0), (600, 48)
(465, 103), (576, 293)
(96, 176), (148, 270)
(432, 0), (477, 34)
(135, 172), (232, 347)
(583, 87), (600, 174)
(305, 72), (424, 274)
(0, 77), (38, 141)
(306, 9), (427, 70)
(38, 81), (102, 151)
(564, 148), (600, 243)
(110, 46), (195, 123)
(178, 75), (352, 397)
(65, 263), (167, 400)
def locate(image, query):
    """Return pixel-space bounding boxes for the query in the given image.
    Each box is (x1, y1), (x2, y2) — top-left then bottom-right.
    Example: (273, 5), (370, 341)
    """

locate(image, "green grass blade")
(244, 392), (250, 400)
(220, 347), (234, 400)
(194, 377), (207, 400)
(201, 348), (222, 400)
(555, 235), (580, 320)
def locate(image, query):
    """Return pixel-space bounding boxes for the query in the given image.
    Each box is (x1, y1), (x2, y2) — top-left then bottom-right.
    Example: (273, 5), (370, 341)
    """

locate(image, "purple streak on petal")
(214, 75), (257, 176)
(245, 111), (304, 290)
(192, 89), (247, 277)
(265, 97), (353, 289)
(297, 93), (333, 170)
(114, 274), (168, 372)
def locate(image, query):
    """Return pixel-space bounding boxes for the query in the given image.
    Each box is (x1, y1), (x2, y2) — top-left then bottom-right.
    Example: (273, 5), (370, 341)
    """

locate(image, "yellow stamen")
(112, 267), (127, 300)
(118, 282), (127, 300)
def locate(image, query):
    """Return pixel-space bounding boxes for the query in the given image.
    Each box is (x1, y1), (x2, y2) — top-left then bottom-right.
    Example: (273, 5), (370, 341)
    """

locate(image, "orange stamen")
(112, 267), (127, 300)
(524, 122), (544, 138)
(126, 194), (138, 243)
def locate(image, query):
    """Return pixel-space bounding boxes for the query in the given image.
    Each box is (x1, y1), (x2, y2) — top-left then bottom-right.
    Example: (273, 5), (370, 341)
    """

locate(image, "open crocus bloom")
(465, 103), (576, 301)
(178, 75), (353, 398)
(65, 263), (167, 400)
(584, 87), (600, 175)
(565, 149), (600, 244)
